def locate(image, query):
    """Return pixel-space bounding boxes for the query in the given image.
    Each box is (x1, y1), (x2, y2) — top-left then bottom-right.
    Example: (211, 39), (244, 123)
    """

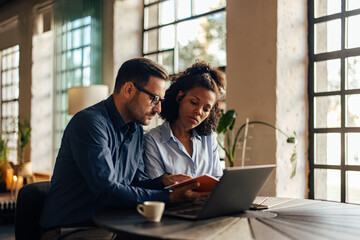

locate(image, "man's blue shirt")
(40, 95), (169, 228)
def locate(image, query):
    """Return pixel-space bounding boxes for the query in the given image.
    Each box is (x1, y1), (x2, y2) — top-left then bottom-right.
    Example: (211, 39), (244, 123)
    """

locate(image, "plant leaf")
(216, 109), (236, 134)
(290, 146), (297, 179)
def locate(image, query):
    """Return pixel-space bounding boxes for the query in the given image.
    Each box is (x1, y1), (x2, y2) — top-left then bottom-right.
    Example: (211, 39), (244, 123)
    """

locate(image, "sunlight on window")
(314, 95), (341, 128)
(347, 0), (360, 11)
(314, 59), (341, 92)
(315, 20), (341, 54)
(315, 133), (340, 165)
(346, 133), (360, 166)
(143, 0), (226, 74)
(346, 94), (360, 127)
(346, 15), (360, 49)
(311, 0), (360, 204)
(0, 45), (19, 163)
(315, 168), (340, 201)
(346, 171), (360, 204)
(315, 0), (340, 18)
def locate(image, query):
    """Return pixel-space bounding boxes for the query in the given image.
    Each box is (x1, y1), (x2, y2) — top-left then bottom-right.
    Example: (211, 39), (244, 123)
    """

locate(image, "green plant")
(0, 137), (8, 163)
(18, 121), (32, 164)
(216, 109), (297, 178)
(0, 137), (9, 182)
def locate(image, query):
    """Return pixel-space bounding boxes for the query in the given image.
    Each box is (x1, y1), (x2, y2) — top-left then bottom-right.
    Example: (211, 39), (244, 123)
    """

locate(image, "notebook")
(164, 164), (275, 220)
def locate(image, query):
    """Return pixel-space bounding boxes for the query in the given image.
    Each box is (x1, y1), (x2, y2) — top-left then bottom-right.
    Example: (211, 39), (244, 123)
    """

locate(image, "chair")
(15, 181), (50, 240)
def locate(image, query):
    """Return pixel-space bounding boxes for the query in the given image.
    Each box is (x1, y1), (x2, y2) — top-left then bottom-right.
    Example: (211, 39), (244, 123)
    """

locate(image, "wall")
(276, 0), (308, 197)
(226, 0), (308, 197)
(112, 0), (143, 92)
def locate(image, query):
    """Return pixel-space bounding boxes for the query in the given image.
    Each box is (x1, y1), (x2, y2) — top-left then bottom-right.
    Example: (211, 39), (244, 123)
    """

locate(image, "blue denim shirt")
(40, 95), (169, 228)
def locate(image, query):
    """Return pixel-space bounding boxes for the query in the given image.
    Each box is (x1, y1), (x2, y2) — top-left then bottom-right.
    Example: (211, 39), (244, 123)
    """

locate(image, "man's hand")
(169, 182), (211, 203)
(162, 174), (192, 187)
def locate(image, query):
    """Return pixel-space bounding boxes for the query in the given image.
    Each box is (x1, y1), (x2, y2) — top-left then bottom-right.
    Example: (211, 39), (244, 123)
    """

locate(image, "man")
(40, 58), (209, 239)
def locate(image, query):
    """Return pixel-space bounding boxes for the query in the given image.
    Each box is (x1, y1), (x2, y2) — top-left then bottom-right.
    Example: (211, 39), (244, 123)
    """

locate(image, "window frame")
(142, 0), (226, 75)
(308, 0), (360, 203)
(0, 45), (19, 163)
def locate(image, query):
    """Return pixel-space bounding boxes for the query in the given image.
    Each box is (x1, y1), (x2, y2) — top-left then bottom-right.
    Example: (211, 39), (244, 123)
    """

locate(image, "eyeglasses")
(133, 82), (165, 106)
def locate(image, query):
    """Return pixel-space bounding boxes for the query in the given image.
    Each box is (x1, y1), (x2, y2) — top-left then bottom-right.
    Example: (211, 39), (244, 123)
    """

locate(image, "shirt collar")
(161, 121), (201, 143)
(104, 94), (127, 130)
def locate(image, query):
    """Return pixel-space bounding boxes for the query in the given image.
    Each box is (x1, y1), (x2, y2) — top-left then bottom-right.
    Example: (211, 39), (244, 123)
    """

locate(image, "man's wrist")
(161, 173), (171, 187)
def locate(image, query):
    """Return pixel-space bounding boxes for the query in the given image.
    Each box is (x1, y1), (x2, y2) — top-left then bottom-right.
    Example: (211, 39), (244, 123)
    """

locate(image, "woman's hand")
(169, 182), (211, 203)
(162, 174), (192, 187)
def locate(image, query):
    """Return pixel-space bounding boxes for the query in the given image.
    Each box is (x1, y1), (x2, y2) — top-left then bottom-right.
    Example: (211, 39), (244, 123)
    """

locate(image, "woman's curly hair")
(160, 61), (225, 136)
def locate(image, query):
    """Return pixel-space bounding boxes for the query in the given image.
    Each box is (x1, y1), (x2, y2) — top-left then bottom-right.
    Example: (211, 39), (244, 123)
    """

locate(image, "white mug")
(136, 201), (165, 222)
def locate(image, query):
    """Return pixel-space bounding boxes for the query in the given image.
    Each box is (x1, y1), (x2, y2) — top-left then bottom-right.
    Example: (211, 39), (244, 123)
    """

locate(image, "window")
(309, 0), (360, 203)
(143, 0), (226, 75)
(53, 0), (103, 150)
(0, 45), (19, 163)
(142, 0), (226, 131)
(54, 16), (95, 138)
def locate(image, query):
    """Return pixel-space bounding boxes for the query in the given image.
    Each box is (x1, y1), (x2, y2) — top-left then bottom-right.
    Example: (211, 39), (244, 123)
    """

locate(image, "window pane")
(159, 0), (174, 25)
(177, 0), (191, 20)
(346, 94), (360, 127)
(83, 46), (90, 66)
(177, 12), (226, 71)
(73, 19), (81, 29)
(145, 53), (158, 63)
(143, 29), (158, 54)
(315, 19), (341, 54)
(73, 49), (82, 67)
(346, 15), (360, 49)
(346, 56), (360, 90)
(347, 0), (360, 11)
(158, 51), (174, 75)
(314, 0), (341, 18)
(83, 67), (90, 86)
(84, 26), (91, 45)
(193, 0), (225, 15)
(314, 95), (341, 128)
(346, 133), (360, 165)
(144, 4), (158, 29)
(314, 59), (340, 92)
(73, 28), (82, 48)
(159, 25), (175, 50)
(83, 16), (91, 25)
(67, 31), (72, 49)
(346, 171), (360, 204)
(74, 69), (82, 86)
(314, 133), (340, 165)
(1, 45), (19, 162)
(314, 168), (340, 201)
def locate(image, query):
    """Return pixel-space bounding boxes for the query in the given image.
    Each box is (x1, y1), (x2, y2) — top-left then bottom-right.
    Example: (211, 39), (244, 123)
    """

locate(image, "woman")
(144, 61), (225, 179)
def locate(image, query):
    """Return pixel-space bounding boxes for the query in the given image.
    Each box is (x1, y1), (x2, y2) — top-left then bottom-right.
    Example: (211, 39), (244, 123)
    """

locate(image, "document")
(164, 174), (219, 192)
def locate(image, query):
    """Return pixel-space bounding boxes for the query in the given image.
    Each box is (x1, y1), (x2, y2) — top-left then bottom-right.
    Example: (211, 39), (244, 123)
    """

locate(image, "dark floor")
(0, 223), (15, 240)
(0, 192), (16, 240)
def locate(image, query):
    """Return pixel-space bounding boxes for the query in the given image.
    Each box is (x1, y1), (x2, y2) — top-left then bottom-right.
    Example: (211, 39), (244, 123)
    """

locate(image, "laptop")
(164, 164), (275, 220)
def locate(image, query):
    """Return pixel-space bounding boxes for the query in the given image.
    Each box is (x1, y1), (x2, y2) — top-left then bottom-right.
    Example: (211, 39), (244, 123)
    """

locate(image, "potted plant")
(13, 121), (33, 186)
(18, 121), (32, 164)
(0, 137), (13, 192)
(216, 109), (297, 178)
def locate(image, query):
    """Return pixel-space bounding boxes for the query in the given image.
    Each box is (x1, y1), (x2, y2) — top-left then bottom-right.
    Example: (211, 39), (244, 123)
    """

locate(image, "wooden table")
(93, 197), (360, 240)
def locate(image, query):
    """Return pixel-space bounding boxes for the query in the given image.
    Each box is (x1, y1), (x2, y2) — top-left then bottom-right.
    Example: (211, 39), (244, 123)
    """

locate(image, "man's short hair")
(113, 57), (169, 93)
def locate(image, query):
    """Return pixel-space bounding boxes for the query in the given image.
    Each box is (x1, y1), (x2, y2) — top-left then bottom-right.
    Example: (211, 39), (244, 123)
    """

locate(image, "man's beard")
(126, 97), (156, 125)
